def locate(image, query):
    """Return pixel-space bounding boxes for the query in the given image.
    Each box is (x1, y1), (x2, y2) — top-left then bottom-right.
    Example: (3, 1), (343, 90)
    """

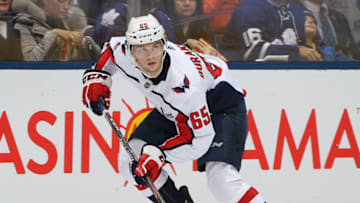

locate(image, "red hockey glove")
(134, 145), (165, 186)
(82, 70), (112, 115)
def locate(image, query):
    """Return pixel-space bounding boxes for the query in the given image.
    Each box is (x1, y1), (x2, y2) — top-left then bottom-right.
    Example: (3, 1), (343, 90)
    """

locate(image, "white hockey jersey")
(94, 37), (244, 163)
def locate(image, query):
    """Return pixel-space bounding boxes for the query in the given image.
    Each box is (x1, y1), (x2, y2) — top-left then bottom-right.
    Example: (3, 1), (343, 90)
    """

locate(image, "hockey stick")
(99, 98), (165, 203)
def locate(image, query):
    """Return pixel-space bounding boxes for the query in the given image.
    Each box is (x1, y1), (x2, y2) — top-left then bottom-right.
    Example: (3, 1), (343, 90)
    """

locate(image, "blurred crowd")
(0, 0), (359, 62)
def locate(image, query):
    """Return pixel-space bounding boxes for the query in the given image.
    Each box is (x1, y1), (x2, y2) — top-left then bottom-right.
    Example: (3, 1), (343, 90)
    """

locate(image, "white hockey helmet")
(126, 14), (166, 46)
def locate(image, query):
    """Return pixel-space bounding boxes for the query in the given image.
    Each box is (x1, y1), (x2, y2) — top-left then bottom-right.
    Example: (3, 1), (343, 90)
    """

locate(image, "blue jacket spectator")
(93, 2), (174, 48)
(76, 0), (121, 25)
(304, 11), (356, 61)
(294, 0), (360, 60)
(317, 42), (356, 61)
(220, 0), (323, 61)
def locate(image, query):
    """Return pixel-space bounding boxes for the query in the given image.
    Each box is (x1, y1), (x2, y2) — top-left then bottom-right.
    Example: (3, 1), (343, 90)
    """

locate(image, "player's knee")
(207, 174), (227, 202)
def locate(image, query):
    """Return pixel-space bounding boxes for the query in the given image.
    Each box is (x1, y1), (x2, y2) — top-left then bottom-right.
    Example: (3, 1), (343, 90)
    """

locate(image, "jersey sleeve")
(159, 81), (216, 163)
(220, 3), (300, 61)
(92, 39), (121, 75)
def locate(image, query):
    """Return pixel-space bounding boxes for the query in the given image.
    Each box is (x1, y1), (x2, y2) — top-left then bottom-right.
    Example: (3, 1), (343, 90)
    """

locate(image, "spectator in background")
(93, 0), (174, 48)
(203, 0), (241, 32)
(0, 0), (22, 60)
(76, 0), (121, 25)
(293, 0), (360, 59)
(164, 0), (215, 46)
(220, 0), (323, 61)
(12, 0), (97, 61)
(303, 11), (355, 61)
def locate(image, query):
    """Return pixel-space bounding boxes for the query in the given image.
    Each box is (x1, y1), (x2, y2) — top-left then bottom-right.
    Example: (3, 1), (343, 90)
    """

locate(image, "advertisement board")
(1, 69), (359, 202)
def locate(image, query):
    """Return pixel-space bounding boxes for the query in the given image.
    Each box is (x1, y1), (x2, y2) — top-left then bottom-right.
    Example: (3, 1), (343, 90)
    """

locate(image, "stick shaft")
(103, 111), (165, 203)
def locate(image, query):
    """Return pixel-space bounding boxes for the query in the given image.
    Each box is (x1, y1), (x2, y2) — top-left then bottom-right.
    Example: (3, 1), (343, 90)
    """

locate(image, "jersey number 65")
(190, 106), (211, 129)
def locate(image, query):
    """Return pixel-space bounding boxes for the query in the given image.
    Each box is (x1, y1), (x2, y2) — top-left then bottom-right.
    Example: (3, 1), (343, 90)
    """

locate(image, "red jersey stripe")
(160, 113), (194, 150)
(95, 45), (115, 70)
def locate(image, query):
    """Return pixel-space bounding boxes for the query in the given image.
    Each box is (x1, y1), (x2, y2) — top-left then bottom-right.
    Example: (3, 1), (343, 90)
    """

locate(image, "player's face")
(42, 0), (70, 19)
(305, 16), (317, 39)
(175, 0), (196, 17)
(131, 40), (164, 78)
(0, 0), (11, 14)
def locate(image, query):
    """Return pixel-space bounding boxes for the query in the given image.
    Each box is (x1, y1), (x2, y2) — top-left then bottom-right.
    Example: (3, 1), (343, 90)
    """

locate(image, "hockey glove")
(130, 161), (147, 186)
(82, 70), (112, 116)
(134, 145), (165, 186)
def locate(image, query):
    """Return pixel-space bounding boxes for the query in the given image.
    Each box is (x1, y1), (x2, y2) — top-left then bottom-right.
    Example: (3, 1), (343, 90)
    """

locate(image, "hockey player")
(220, 0), (323, 61)
(82, 14), (266, 203)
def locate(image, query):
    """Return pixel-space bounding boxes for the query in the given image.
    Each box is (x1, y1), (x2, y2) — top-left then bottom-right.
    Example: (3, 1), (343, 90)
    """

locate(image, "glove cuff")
(141, 145), (166, 166)
(83, 69), (110, 75)
(82, 69), (112, 88)
(130, 161), (147, 186)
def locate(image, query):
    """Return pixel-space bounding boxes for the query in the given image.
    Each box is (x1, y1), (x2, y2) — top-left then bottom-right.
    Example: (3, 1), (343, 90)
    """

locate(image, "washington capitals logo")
(172, 75), (190, 93)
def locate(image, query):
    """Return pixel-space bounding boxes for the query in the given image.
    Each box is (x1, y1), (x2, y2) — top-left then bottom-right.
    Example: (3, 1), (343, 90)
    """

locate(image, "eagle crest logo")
(172, 75), (190, 93)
